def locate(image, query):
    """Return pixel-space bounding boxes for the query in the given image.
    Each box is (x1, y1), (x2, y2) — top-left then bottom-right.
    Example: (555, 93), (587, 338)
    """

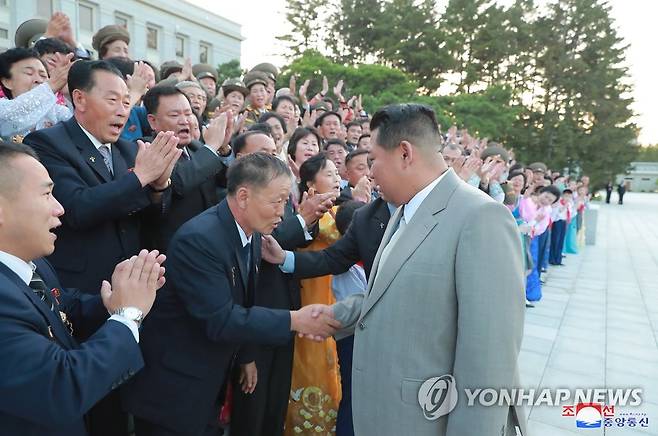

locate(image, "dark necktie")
(242, 242), (251, 273)
(98, 144), (114, 176)
(30, 269), (54, 311)
(181, 147), (191, 161)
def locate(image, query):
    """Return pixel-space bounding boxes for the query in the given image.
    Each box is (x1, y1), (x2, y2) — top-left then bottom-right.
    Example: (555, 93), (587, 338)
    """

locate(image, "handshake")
(290, 304), (340, 341)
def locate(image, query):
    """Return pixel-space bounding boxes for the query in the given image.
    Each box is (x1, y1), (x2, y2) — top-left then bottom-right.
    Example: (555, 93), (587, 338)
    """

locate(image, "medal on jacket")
(231, 267), (237, 287)
(89, 156), (96, 162)
(59, 311), (74, 335)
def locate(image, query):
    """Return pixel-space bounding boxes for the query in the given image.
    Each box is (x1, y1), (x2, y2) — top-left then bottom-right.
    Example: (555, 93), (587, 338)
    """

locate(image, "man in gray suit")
(263, 103), (527, 435)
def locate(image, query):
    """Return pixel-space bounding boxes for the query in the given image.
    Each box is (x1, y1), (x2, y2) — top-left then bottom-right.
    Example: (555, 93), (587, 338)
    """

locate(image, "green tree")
(277, 0), (326, 57)
(216, 59), (244, 81)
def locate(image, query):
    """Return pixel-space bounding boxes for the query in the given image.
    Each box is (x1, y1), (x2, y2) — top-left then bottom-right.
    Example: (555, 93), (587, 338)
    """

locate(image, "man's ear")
(71, 89), (86, 112)
(399, 140), (413, 166)
(147, 113), (158, 131)
(236, 186), (249, 209)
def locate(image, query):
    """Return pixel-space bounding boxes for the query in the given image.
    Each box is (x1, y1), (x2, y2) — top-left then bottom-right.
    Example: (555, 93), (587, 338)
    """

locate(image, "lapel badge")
(50, 288), (61, 305)
(231, 266), (237, 287)
(380, 222), (385, 229)
(89, 156), (96, 163)
(59, 311), (74, 335)
(47, 325), (54, 339)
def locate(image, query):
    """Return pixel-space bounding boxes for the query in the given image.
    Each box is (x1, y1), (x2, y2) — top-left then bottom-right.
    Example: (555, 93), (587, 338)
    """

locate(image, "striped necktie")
(30, 270), (54, 311)
(98, 144), (114, 176)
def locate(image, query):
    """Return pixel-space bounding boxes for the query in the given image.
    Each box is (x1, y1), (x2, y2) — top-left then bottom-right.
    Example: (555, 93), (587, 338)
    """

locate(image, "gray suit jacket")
(333, 169), (527, 436)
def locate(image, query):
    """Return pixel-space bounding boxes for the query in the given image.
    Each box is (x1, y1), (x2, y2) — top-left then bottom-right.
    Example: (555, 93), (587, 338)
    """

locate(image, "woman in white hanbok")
(0, 47), (72, 141)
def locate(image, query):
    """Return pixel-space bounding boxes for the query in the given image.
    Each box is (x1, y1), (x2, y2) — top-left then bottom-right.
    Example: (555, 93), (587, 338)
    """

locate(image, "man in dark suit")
(123, 153), (341, 436)
(0, 141), (164, 436)
(22, 59), (181, 436)
(228, 135), (335, 436)
(140, 85), (232, 252)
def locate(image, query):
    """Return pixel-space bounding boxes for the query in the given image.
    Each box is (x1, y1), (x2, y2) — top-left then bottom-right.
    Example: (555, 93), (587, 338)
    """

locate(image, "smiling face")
(275, 100), (296, 125)
(249, 83), (267, 109)
(325, 143), (348, 177)
(307, 159), (342, 197)
(199, 77), (217, 98)
(180, 85), (207, 117)
(225, 90), (245, 113)
(147, 93), (194, 146)
(293, 133), (320, 166)
(1, 57), (48, 98)
(73, 70), (130, 144)
(102, 39), (129, 59)
(0, 155), (64, 262)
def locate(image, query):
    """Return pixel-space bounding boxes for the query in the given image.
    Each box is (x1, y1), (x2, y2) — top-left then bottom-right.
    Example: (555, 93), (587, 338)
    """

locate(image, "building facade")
(618, 162), (658, 192)
(1, 0), (243, 67)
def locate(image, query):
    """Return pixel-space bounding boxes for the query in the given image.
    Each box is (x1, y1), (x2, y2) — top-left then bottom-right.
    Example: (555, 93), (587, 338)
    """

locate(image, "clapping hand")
(46, 52), (74, 93)
(351, 176), (372, 203)
(101, 249), (166, 316)
(134, 131), (182, 190)
(298, 188), (336, 226)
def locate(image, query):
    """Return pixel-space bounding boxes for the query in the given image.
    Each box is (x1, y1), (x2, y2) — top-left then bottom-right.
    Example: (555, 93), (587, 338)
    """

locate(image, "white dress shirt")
(0, 249), (139, 342)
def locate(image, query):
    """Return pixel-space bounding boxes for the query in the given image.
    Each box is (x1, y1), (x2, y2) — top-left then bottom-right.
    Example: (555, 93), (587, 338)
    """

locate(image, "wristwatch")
(113, 307), (144, 328)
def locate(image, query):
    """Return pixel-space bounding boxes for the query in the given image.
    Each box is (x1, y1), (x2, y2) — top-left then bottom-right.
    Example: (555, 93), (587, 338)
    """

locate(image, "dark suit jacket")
(23, 117), (164, 292)
(294, 197), (391, 280)
(141, 138), (225, 252)
(0, 260), (143, 436)
(255, 199), (312, 312)
(122, 200), (292, 434)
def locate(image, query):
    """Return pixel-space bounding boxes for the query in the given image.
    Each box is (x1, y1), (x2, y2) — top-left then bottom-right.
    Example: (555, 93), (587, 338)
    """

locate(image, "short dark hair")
(322, 96), (336, 110)
(33, 38), (73, 57)
(272, 94), (297, 111)
(562, 189), (573, 195)
(369, 103), (441, 150)
(335, 200), (366, 235)
(324, 138), (348, 152)
(345, 148), (369, 167)
(258, 112), (287, 134)
(0, 48), (43, 99)
(357, 134), (370, 143)
(104, 56), (135, 79)
(299, 152), (330, 195)
(227, 152), (291, 195)
(247, 122), (274, 137)
(346, 121), (362, 131)
(288, 127), (321, 161)
(142, 85), (189, 115)
(539, 185), (561, 202)
(0, 141), (39, 197)
(315, 111), (342, 128)
(232, 131), (272, 156)
(68, 60), (123, 101)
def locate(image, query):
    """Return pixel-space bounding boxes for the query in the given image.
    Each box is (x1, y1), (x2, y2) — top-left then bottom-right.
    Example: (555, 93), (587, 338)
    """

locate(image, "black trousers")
(549, 220), (567, 265)
(134, 417), (223, 436)
(230, 340), (295, 436)
(88, 390), (129, 436)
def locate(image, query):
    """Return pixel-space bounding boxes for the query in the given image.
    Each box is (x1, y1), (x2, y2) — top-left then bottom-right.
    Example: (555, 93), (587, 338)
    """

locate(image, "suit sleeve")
(24, 132), (152, 230)
(0, 290), (143, 427)
(446, 201), (525, 435)
(331, 293), (364, 340)
(168, 232), (293, 346)
(294, 208), (362, 278)
(271, 214), (308, 250)
(171, 146), (225, 197)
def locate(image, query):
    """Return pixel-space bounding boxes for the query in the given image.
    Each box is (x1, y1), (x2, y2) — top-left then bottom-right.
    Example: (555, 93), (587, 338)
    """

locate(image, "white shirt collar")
(234, 221), (253, 247)
(403, 168), (451, 224)
(0, 250), (34, 285)
(78, 122), (111, 153)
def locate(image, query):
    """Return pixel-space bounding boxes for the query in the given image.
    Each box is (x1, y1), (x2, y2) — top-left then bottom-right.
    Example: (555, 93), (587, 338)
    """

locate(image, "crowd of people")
(0, 10), (592, 436)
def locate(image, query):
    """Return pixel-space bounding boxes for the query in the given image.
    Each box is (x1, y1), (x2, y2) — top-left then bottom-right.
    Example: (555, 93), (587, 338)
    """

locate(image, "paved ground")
(521, 192), (658, 435)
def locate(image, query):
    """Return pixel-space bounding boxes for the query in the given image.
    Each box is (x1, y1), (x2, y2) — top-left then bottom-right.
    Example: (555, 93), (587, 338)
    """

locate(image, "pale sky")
(192, 0), (658, 145)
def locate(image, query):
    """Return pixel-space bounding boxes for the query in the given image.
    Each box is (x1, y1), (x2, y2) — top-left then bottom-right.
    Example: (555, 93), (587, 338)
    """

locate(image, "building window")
(36, 0), (52, 17)
(79, 3), (94, 32)
(199, 43), (211, 64)
(0, 28), (7, 39)
(175, 35), (185, 58)
(147, 26), (158, 50)
(115, 14), (129, 29)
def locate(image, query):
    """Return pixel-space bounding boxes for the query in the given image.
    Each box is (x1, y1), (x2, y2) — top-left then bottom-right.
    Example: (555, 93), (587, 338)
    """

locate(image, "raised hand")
(133, 131), (182, 189)
(298, 79), (310, 105)
(181, 57), (194, 81)
(333, 79), (344, 100)
(298, 189), (336, 226)
(351, 176), (372, 203)
(46, 52), (74, 92)
(302, 109), (318, 128)
(287, 154), (300, 180)
(44, 12), (76, 47)
(202, 112), (229, 152)
(321, 76), (329, 96)
(239, 362), (258, 394)
(290, 304), (341, 341)
(100, 249), (166, 315)
(126, 61), (150, 105)
(289, 75), (297, 96)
